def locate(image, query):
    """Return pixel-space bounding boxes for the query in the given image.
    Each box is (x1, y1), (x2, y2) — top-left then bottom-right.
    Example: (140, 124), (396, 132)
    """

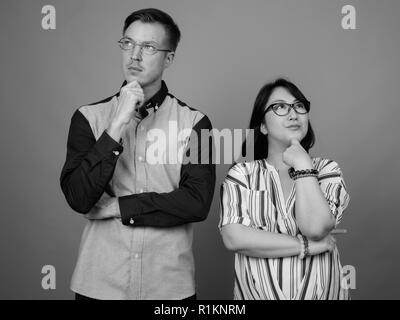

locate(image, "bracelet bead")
(303, 237), (309, 258)
(297, 234), (306, 259)
(288, 168), (318, 180)
(297, 234), (309, 259)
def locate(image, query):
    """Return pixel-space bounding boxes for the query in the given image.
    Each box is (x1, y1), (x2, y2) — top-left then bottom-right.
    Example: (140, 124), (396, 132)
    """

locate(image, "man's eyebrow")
(140, 40), (158, 45)
(121, 36), (158, 45)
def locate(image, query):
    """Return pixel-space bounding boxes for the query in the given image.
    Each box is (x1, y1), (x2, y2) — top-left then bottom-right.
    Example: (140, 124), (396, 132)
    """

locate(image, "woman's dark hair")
(123, 8), (181, 51)
(244, 78), (315, 160)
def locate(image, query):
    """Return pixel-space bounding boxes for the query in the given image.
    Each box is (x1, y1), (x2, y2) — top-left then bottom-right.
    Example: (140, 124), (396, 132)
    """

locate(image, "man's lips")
(128, 66), (143, 72)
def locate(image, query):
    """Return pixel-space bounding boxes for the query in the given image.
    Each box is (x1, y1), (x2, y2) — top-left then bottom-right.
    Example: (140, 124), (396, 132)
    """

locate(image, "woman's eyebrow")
(270, 99), (300, 104)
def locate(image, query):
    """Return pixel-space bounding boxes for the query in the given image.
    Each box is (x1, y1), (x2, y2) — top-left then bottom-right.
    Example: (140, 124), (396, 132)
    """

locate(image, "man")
(60, 8), (215, 300)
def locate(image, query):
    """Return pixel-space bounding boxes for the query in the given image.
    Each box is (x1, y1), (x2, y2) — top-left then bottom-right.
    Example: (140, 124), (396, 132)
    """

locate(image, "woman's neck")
(266, 142), (290, 172)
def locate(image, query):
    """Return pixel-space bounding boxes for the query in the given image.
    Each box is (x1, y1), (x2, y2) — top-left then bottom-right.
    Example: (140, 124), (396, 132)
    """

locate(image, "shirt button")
(138, 156), (143, 162)
(129, 218), (135, 225)
(113, 150), (120, 156)
(134, 253), (140, 259)
(140, 126), (145, 131)
(139, 189), (144, 193)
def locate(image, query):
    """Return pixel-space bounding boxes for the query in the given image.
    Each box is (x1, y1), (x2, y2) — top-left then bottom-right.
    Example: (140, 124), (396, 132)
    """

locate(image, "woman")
(219, 78), (350, 300)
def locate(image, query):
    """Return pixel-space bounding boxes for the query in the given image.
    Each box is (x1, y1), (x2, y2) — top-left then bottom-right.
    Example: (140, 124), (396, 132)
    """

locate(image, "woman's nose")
(287, 106), (298, 120)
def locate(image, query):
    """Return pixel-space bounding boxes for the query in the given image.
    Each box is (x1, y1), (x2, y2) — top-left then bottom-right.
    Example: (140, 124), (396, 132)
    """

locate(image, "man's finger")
(134, 95), (145, 108)
(125, 79), (141, 89)
(128, 88), (144, 95)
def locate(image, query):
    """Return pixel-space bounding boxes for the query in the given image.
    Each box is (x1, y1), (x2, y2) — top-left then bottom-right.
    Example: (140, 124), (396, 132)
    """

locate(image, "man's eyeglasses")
(118, 37), (173, 56)
(263, 101), (310, 117)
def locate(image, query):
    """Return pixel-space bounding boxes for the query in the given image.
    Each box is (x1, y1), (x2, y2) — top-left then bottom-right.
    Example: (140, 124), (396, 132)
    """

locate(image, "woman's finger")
(331, 229), (347, 235)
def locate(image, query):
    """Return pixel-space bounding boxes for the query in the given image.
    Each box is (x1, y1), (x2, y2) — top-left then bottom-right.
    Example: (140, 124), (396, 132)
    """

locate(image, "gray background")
(1, 0), (399, 299)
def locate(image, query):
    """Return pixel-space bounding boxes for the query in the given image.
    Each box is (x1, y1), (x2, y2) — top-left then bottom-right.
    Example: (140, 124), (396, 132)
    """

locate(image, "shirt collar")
(144, 80), (168, 111)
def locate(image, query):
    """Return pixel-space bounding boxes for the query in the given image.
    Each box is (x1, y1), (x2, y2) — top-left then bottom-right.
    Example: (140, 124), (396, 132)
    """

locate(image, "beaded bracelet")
(288, 168), (318, 180)
(303, 237), (309, 258)
(297, 234), (309, 259)
(297, 234), (305, 259)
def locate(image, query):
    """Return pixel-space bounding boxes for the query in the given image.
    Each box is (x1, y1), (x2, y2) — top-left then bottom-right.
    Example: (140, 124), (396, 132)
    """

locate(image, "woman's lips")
(286, 125), (301, 130)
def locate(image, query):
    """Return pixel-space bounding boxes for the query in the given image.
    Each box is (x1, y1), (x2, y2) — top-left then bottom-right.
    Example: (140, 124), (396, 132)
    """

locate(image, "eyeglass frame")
(262, 101), (310, 117)
(117, 37), (174, 55)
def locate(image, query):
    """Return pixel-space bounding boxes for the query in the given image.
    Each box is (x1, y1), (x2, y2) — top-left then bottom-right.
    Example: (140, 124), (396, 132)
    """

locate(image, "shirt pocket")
(248, 189), (278, 232)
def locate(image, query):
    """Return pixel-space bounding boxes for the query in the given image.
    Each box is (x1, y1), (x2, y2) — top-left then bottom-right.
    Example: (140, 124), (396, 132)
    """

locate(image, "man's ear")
(260, 122), (268, 135)
(164, 52), (175, 69)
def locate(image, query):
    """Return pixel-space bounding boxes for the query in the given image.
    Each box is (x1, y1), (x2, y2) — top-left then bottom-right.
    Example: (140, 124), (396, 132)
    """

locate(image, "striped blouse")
(219, 157), (350, 300)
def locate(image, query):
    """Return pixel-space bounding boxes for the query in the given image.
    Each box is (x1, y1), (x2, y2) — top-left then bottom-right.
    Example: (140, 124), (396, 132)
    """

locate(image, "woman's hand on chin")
(282, 139), (313, 170)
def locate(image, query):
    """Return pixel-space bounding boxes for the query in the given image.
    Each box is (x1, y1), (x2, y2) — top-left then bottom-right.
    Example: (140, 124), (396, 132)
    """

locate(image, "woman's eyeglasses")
(263, 101), (310, 117)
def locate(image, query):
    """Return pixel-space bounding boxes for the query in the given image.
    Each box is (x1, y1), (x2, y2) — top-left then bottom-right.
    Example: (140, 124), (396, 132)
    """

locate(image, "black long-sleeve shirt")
(60, 81), (216, 227)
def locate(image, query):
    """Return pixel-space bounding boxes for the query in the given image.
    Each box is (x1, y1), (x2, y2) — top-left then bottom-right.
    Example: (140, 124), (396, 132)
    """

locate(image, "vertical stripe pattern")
(219, 158), (350, 300)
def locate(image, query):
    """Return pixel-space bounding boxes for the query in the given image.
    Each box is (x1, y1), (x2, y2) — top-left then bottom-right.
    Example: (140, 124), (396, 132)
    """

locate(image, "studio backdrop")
(1, 0), (399, 299)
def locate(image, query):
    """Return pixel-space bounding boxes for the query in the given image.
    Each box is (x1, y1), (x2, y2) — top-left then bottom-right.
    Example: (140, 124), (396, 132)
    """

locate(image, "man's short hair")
(123, 8), (181, 51)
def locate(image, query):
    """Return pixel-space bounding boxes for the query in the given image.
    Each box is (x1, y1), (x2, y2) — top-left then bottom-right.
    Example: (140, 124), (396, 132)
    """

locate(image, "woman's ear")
(260, 122), (268, 135)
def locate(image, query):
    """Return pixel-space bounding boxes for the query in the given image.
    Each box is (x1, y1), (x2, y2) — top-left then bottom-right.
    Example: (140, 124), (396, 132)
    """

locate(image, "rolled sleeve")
(318, 160), (350, 225)
(219, 164), (252, 230)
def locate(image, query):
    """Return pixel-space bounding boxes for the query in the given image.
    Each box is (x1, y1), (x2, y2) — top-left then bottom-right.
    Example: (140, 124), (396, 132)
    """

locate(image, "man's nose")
(131, 45), (143, 61)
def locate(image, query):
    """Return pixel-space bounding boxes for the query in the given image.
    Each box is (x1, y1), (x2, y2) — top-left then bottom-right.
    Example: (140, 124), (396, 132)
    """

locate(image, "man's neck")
(143, 79), (162, 101)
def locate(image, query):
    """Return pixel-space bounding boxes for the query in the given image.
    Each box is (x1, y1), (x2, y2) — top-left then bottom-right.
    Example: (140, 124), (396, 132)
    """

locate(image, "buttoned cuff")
(95, 131), (124, 158)
(119, 195), (142, 226)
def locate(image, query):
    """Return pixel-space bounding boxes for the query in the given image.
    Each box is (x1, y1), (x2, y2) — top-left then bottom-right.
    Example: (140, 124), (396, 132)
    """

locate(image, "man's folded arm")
(60, 109), (123, 214)
(119, 115), (216, 227)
